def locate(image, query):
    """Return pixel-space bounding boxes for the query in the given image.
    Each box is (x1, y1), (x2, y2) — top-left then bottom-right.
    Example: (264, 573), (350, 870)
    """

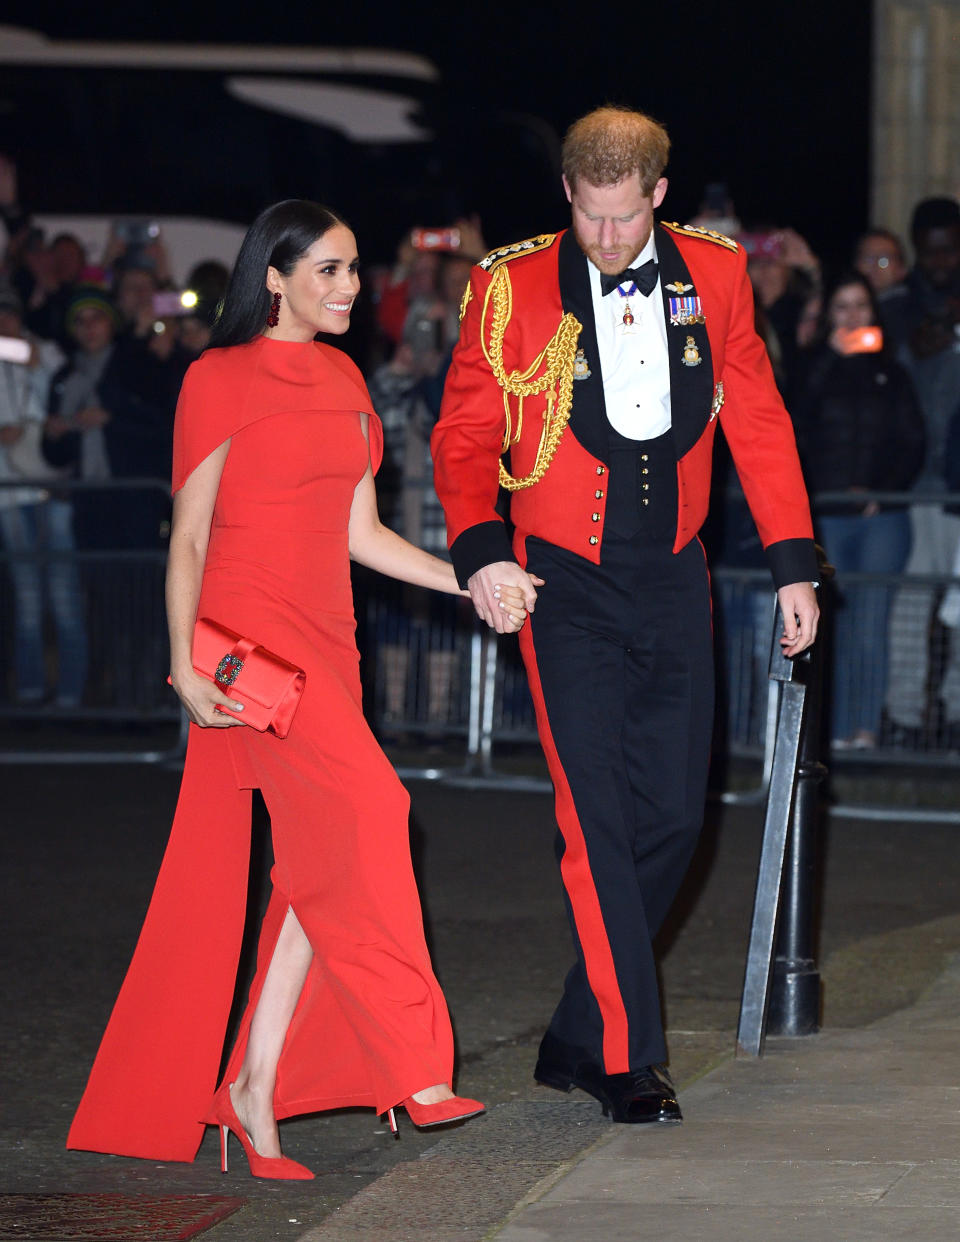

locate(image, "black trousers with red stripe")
(519, 531), (714, 1074)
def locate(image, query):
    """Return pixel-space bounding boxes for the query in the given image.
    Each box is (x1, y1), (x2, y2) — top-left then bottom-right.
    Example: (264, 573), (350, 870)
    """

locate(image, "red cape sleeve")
(171, 351), (251, 495)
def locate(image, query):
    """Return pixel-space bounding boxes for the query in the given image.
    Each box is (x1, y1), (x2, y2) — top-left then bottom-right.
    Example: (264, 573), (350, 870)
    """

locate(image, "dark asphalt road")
(2, 755), (958, 1239)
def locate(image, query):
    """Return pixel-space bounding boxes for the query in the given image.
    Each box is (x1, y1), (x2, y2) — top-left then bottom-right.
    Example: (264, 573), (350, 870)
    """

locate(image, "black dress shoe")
(574, 1062), (682, 1124)
(535, 1033), (681, 1124)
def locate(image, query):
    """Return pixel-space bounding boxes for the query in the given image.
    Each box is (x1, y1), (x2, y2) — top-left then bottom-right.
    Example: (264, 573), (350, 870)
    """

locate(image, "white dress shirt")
(588, 233), (671, 440)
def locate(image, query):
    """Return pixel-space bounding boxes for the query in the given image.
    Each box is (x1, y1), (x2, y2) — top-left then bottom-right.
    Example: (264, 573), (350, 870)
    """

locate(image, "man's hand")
(75, 405), (110, 431)
(778, 581), (819, 657)
(468, 561), (544, 634)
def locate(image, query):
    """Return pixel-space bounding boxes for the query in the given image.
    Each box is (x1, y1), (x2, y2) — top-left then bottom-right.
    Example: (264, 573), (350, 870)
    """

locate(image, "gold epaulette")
(478, 233), (558, 273)
(660, 221), (739, 253)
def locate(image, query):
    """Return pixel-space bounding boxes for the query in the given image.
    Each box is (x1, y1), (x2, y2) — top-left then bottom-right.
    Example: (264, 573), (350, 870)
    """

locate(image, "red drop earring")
(267, 290), (281, 328)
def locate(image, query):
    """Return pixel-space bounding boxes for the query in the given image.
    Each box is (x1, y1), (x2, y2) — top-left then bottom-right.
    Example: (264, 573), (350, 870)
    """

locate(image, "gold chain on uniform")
(479, 267), (582, 491)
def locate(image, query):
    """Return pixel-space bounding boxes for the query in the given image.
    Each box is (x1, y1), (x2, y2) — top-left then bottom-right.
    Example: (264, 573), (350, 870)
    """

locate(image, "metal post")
(736, 608), (808, 1057)
(737, 561), (831, 1055)
(479, 629), (499, 777)
(767, 580), (829, 1036)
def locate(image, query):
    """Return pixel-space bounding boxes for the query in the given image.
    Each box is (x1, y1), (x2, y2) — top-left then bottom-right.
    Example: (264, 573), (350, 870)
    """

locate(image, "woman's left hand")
(494, 583), (529, 631)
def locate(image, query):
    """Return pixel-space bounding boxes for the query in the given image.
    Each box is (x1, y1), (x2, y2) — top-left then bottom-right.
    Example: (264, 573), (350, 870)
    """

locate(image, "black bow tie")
(600, 258), (659, 297)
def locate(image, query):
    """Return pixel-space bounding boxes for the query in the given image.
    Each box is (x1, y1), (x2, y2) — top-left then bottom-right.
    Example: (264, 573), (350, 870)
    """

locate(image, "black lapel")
(557, 229), (609, 463)
(656, 225), (714, 458)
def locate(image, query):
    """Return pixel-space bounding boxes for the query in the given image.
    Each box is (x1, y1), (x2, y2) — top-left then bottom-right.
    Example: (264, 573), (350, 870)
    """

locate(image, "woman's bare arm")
(165, 439), (248, 726)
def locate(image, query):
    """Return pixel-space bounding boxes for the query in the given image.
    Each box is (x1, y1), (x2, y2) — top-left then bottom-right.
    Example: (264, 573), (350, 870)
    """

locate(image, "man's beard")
(571, 222), (650, 276)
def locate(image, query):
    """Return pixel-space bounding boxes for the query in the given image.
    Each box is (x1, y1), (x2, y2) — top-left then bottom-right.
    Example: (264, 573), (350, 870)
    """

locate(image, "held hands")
(467, 562), (545, 634)
(170, 666), (247, 728)
(494, 583), (533, 632)
(778, 581), (820, 658)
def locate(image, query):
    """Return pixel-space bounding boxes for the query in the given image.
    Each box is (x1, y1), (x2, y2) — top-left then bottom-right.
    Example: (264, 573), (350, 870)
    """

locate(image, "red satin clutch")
(171, 618), (306, 737)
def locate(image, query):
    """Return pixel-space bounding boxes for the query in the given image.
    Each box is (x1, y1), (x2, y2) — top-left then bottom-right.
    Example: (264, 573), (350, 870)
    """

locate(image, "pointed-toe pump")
(206, 1083), (314, 1180)
(385, 1093), (485, 1134)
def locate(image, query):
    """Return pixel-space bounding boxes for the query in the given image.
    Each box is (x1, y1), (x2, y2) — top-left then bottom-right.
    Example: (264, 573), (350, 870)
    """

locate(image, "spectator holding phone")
(743, 226), (822, 392)
(43, 286), (173, 549)
(114, 263), (161, 343)
(376, 218), (486, 349)
(792, 272), (925, 748)
(102, 220), (171, 287)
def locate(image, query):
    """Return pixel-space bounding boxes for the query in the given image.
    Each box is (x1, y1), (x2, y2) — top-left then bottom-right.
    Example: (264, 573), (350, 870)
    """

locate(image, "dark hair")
(817, 269), (882, 344)
(209, 199), (346, 349)
(910, 196), (960, 241)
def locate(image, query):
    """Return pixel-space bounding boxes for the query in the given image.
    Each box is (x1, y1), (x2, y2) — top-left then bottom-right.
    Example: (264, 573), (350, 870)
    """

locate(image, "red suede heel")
(206, 1083), (314, 1180)
(385, 1093), (485, 1134)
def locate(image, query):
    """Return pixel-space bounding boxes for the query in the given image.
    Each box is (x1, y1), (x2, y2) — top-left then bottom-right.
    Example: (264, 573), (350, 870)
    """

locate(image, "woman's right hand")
(170, 666), (247, 728)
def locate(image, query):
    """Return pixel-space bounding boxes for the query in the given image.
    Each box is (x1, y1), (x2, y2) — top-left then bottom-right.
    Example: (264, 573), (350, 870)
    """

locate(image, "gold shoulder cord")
(479, 267), (582, 491)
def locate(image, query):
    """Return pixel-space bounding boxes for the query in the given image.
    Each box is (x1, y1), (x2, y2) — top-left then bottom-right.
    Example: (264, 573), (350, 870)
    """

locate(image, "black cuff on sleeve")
(450, 521), (516, 588)
(765, 537), (820, 590)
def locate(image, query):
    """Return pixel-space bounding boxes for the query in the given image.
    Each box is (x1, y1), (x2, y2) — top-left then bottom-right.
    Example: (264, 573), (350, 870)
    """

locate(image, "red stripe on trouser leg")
(518, 621), (631, 1074)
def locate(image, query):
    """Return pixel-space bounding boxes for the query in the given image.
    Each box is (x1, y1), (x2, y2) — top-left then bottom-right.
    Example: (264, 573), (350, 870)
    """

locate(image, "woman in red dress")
(67, 201), (528, 1178)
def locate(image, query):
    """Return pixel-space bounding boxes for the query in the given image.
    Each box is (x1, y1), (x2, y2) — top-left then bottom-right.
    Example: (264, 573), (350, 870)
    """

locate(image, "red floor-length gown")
(67, 336), (454, 1162)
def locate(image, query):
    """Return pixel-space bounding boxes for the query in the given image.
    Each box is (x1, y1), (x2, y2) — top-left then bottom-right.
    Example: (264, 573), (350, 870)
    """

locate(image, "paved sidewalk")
(4, 760), (960, 1239)
(492, 955), (960, 1241)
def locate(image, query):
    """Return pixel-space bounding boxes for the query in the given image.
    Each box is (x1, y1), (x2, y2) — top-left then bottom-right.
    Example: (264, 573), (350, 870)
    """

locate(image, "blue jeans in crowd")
(0, 498), (88, 706)
(818, 510), (911, 742)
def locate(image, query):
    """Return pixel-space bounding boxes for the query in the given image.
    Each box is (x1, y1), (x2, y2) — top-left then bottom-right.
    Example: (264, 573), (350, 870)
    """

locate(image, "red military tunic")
(432, 223), (816, 589)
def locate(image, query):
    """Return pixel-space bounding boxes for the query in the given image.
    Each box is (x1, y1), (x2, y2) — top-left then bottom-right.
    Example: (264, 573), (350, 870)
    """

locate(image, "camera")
(114, 219), (160, 246)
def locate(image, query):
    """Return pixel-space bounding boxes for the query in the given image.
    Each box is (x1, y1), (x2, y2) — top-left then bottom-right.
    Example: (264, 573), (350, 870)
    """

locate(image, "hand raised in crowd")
(143, 234), (171, 285)
(778, 227), (821, 280)
(452, 215), (487, 263)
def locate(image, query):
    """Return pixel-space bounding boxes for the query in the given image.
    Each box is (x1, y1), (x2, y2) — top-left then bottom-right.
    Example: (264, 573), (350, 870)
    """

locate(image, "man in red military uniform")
(432, 107), (819, 1124)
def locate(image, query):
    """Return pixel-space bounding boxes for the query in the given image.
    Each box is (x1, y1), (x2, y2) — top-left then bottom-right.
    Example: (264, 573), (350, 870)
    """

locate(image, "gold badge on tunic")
(681, 335), (703, 367)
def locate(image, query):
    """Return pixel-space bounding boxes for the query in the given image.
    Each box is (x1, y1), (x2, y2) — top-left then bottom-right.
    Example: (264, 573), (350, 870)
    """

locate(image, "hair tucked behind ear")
(209, 200), (346, 349)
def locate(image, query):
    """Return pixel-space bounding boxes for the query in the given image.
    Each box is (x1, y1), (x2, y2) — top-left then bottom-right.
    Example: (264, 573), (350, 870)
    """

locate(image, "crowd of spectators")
(704, 193), (960, 751)
(2, 144), (960, 749)
(0, 155), (225, 708)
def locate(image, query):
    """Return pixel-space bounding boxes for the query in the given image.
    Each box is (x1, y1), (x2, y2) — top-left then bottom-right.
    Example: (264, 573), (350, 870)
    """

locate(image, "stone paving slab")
(492, 956), (960, 1241)
(493, 1203), (960, 1242)
(603, 1116), (959, 1165)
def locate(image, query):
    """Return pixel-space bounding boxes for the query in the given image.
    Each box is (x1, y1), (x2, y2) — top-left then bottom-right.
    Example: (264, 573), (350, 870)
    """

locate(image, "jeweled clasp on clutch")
(215, 654), (244, 686)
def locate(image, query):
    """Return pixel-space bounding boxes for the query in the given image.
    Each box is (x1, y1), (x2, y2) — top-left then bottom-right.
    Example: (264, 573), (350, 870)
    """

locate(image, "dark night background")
(1, 1), (872, 268)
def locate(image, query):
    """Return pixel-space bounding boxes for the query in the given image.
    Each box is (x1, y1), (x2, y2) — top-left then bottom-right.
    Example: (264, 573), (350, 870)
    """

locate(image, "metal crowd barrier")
(0, 477), (183, 764)
(2, 480), (960, 820)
